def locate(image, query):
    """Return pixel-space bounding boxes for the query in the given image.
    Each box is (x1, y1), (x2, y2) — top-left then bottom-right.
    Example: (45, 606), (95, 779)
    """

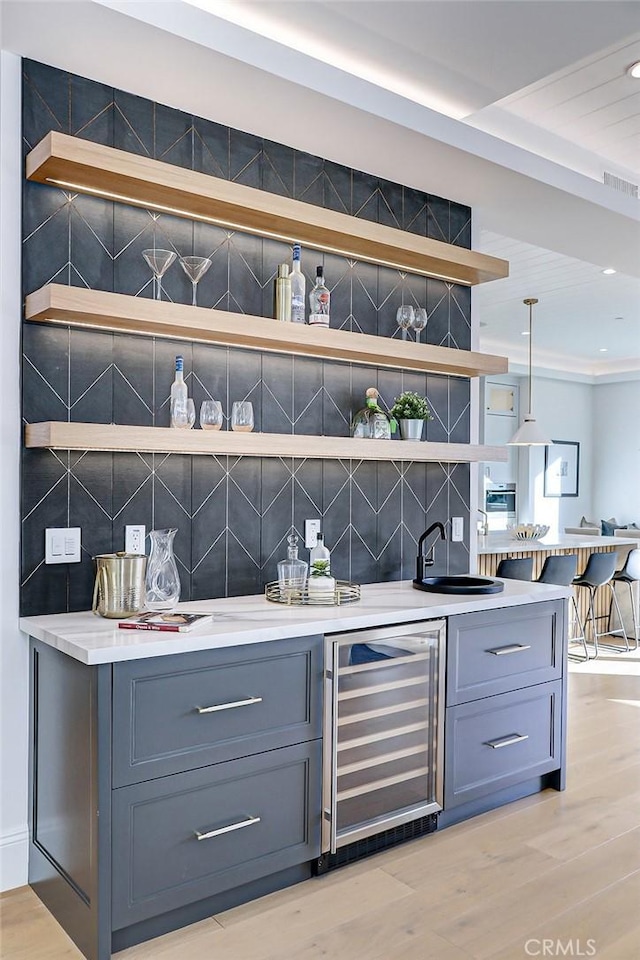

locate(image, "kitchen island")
(21, 579), (569, 960)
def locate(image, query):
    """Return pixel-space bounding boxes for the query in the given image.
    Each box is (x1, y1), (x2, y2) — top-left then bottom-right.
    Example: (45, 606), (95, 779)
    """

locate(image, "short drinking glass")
(200, 399), (223, 430)
(231, 401), (254, 432)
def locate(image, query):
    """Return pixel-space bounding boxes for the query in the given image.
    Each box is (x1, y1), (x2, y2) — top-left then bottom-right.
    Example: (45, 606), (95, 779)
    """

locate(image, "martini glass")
(142, 249), (176, 301)
(412, 307), (428, 343)
(179, 256), (212, 306)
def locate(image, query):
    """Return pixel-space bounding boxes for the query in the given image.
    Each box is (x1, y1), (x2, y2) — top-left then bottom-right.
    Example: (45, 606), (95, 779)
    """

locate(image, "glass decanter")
(145, 528), (181, 611)
(277, 534), (308, 598)
(351, 387), (395, 440)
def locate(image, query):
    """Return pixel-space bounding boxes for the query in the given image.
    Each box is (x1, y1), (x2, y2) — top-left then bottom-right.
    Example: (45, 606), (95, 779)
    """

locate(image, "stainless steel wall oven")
(321, 620), (446, 864)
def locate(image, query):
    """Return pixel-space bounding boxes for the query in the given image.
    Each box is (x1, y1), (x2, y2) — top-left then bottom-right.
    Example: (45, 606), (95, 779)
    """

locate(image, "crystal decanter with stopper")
(351, 387), (396, 440)
(277, 534), (308, 598)
(145, 528), (181, 611)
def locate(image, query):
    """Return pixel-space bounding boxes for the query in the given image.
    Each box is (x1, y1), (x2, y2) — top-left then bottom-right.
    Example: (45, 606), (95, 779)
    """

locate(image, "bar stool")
(496, 557), (533, 581)
(572, 552), (628, 659)
(536, 554), (587, 660)
(612, 548), (640, 651)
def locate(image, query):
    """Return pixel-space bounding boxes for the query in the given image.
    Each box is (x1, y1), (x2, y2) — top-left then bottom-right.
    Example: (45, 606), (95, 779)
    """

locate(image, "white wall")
(0, 50), (28, 891)
(592, 379), (640, 525)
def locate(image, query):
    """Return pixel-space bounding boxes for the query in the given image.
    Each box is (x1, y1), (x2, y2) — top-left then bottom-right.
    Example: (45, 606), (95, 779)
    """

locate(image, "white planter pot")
(400, 419), (424, 441)
(308, 575), (336, 600)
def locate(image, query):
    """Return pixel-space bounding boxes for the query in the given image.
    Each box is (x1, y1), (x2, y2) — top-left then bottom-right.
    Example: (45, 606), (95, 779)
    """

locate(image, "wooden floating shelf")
(25, 284), (508, 379)
(25, 422), (508, 464)
(26, 132), (509, 287)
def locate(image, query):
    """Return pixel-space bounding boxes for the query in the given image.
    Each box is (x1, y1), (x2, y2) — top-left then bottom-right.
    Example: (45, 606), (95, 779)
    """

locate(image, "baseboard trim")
(0, 828), (29, 892)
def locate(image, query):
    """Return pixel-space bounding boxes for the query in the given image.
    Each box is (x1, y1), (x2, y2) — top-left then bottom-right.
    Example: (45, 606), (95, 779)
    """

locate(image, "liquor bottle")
(277, 534), (308, 597)
(351, 387), (396, 440)
(275, 263), (292, 322)
(309, 532), (331, 574)
(308, 266), (330, 327)
(170, 355), (189, 428)
(290, 244), (306, 323)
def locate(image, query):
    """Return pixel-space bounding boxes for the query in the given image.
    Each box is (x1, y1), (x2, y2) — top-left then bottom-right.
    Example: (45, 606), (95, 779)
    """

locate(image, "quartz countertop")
(477, 533), (638, 556)
(20, 579), (569, 665)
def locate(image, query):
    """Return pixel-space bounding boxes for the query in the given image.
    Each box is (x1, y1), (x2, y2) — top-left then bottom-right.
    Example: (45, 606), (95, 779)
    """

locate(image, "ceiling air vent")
(603, 172), (638, 198)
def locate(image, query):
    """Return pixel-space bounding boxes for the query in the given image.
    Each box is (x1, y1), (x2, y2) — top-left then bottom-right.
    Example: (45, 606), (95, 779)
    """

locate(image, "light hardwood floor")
(2, 644), (639, 960)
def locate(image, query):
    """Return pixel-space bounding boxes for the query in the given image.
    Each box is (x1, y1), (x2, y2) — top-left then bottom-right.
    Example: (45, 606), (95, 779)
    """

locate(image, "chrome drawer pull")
(195, 815), (261, 841)
(486, 733), (529, 749)
(486, 644), (532, 656)
(195, 696), (262, 714)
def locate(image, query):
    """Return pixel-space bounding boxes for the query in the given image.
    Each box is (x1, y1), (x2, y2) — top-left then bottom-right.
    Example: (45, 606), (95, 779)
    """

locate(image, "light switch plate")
(45, 527), (81, 564)
(305, 519), (321, 549)
(451, 517), (464, 542)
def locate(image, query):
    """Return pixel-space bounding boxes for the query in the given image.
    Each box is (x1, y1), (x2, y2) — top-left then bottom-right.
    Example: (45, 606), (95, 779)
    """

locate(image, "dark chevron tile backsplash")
(21, 59), (472, 616)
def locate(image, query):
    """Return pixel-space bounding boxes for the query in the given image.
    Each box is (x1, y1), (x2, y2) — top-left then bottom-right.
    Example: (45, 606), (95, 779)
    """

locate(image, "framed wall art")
(544, 440), (580, 498)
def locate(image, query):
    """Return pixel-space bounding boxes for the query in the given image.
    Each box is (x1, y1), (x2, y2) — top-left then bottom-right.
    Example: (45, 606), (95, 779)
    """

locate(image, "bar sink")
(413, 575), (504, 595)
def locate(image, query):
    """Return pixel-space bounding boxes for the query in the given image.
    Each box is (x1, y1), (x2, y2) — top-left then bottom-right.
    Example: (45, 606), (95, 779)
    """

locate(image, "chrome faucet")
(478, 509), (489, 536)
(416, 522), (446, 581)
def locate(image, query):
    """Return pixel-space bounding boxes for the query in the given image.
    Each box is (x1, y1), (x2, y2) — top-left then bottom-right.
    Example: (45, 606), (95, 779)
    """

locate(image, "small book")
(118, 612), (214, 633)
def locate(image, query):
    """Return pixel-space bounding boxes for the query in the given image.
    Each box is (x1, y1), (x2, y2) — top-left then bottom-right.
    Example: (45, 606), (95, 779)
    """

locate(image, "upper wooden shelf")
(25, 422), (507, 464)
(25, 284), (509, 379)
(26, 132), (509, 287)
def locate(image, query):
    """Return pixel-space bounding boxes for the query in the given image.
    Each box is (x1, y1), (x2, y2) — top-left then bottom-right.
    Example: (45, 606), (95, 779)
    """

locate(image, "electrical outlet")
(451, 517), (464, 542)
(305, 519), (321, 550)
(45, 527), (81, 564)
(125, 525), (146, 554)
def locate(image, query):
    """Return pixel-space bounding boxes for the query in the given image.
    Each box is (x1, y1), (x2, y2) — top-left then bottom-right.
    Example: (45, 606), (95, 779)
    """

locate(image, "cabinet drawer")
(112, 739), (321, 929)
(444, 681), (562, 809)
(112, 635), (322, 786)
(447, 601), (564, 705)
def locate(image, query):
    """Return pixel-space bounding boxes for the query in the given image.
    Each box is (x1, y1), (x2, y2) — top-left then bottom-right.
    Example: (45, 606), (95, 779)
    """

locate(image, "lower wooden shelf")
(25, 422), (507, 463)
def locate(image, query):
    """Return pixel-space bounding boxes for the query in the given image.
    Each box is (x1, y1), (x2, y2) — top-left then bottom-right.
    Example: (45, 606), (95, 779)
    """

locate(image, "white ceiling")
(2, 0), (639, 379)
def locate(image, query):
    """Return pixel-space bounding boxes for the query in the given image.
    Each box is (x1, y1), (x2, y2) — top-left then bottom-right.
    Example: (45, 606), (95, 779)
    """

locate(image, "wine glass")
(412, 307), (428, 343)
(142, 249), (176, 301)
(396, 305), (415, 341)
(179, 255), (212, 306)
(186, 398), (196, 429)
(231, 401), (254, 432)
(200, 399), (223, 430)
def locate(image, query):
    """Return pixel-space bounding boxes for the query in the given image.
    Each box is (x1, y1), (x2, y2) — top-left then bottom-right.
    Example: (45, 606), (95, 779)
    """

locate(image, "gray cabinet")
(443, 600), (566, 818)
(29, 634), (323, 960)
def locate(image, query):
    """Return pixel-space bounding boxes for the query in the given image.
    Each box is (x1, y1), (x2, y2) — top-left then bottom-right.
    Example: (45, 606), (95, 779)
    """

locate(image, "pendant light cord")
(524, 297), (538, 416)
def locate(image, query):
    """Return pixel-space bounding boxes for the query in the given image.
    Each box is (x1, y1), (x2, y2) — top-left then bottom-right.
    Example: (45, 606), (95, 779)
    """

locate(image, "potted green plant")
(389, 391), (432, 440)
(307, 558), (336, 599)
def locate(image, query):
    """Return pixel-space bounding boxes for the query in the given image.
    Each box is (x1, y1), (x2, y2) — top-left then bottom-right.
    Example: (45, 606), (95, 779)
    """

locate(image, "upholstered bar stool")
(612, 548), (640, 651)
(536, 554), (587, 660)
(572, 552), (628, 659)
(496, 557), (534, 581)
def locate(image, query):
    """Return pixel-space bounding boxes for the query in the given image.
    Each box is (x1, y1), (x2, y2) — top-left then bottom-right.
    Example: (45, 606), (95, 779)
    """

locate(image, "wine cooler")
(322, 620), (446, 857)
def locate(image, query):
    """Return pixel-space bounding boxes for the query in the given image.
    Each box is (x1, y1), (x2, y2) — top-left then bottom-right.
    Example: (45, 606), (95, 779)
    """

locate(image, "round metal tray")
(265, 580), (361, 606)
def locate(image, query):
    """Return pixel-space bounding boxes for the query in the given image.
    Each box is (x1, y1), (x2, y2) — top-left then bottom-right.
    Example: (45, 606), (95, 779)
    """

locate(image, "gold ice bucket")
(92, 552), (147, 619)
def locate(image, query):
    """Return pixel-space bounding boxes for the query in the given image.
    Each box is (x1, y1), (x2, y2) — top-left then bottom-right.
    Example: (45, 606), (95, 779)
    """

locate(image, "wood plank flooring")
(2, 645), (639, 960)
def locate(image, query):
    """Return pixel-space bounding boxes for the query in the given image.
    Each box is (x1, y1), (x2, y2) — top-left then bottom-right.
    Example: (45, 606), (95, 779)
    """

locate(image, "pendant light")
(508, 298), (550, 446)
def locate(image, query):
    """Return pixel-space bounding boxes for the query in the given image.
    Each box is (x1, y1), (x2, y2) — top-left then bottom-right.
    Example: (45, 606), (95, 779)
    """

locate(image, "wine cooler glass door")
(323, 620), (445, 854)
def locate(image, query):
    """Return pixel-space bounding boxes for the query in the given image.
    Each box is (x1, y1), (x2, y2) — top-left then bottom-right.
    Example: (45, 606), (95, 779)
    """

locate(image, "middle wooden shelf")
(25, 422), (508, 463)
(25, 284), (509, 379)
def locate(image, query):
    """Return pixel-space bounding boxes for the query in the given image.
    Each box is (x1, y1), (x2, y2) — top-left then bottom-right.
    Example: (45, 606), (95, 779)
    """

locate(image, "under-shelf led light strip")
(44, 176), (473, 286)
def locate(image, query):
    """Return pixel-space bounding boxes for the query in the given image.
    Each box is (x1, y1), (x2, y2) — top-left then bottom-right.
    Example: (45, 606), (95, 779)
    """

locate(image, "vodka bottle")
(308, 266), (330, 328)
(170, 355), (189, 428)
(290, 244), (306, 323)
(309, 532), (331, 574)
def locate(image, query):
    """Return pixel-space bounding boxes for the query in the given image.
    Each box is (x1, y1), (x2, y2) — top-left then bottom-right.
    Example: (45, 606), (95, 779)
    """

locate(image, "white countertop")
(477, 533), (638, 556)
(20, 579), (569, 665)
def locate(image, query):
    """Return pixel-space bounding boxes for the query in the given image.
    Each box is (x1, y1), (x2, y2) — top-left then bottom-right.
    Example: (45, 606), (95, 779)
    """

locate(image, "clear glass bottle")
(170, 355), (189, 428)
(351, 387), (394, 440)
(277, 534), (308, 597)
(145, 528), (181, 611)
(309, 532), (331, 574)
(290, 244), (306, 323)
(309, 265), (330, 327)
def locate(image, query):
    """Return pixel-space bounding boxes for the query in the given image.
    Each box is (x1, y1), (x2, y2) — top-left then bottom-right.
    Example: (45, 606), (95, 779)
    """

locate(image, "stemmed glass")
(412, 308), (428, 343)
(396, 305), (415, 341)
(142, 249), (176, 301)
(179, 256), (212, 307)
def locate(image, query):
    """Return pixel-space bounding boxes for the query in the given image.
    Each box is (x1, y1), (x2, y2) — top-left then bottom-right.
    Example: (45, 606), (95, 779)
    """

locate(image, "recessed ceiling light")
(521, 330), (530, 336)
(602, 268), (617, 275)
(599, 347), (608, 353)
(628, 61), (640, 79)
